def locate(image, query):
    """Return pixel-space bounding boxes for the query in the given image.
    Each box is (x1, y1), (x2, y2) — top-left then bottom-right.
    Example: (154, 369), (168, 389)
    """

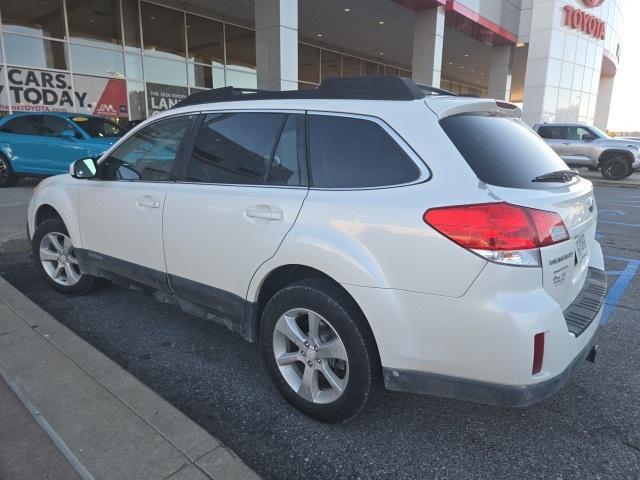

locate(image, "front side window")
(41, 116), (73, 136)
(186, 112), (289, 185)
(71, 116), (123, 138)
(308, 115), (420, 188)
(99, 115), (190, 182)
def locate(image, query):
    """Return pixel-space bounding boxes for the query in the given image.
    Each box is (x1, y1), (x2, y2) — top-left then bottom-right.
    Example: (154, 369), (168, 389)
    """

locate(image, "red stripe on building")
(445, 0), (518, 44)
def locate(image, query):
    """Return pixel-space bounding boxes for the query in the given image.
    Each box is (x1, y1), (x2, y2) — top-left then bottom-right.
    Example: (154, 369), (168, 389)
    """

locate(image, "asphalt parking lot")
(1, 184), (639, 480)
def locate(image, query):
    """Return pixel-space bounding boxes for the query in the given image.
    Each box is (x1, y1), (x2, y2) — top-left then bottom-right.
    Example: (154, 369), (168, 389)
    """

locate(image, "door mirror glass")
(581, 133), (595, 141)
(71, 158), (98, 178)
(59, 129), (77, 139)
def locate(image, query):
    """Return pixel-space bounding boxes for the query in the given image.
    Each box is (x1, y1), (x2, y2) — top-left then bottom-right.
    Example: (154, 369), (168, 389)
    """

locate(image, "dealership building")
(0, 0), (624, 128)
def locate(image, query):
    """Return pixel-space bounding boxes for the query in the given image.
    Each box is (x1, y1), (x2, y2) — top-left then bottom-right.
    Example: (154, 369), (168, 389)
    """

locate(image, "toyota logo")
(581, 0), (605, 7)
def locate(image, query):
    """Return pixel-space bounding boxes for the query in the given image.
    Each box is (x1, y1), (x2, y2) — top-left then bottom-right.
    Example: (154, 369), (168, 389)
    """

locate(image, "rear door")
(162, 111), (308, 320)
(440, 112), (597, 309)
(0, 115), (46, 174)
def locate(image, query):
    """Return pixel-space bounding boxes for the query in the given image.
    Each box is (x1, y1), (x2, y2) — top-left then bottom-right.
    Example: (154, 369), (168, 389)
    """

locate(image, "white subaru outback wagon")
(28, 77), (606, 423)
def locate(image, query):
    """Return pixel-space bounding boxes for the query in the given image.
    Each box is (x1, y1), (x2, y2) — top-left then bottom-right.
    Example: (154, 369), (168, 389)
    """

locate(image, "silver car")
(533, 123), (640, 180)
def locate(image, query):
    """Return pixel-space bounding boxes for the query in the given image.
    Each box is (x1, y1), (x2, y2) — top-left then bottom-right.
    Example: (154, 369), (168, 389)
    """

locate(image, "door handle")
(245, 205), (283, 221)
(136, 197), (160, 209)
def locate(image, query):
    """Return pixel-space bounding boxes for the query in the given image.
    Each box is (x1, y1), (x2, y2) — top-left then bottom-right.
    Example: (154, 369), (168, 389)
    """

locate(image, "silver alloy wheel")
(39, 232), (82, 286)
(273, 308), (349, 404)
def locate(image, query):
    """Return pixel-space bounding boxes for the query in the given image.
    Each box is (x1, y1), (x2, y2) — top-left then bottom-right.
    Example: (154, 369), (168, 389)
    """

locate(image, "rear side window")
(1, 115), (42, 135)
(308, 115), (420, 188)
(441, 115), (569, 189)
(537, 126), (566, 139)
(186, 112), (288, 185)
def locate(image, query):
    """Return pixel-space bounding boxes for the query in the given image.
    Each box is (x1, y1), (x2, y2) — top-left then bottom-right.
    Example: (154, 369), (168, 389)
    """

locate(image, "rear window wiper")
(532, 170), (579, 183)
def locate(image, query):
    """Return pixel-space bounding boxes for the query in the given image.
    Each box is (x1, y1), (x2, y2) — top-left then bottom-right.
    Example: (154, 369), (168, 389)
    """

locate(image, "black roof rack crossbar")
(172, 76), (455, 109)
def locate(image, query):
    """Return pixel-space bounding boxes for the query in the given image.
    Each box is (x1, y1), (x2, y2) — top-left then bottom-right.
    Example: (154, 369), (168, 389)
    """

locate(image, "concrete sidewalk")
(0, 179), (37, 254)
(0, 275), (260, 480)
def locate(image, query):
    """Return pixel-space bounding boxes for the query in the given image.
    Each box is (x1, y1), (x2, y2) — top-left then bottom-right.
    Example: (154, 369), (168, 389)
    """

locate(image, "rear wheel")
(32, 218), (95, 294)
(260, 278), (380, 423)
(601, 155), (632, 180)
(0, 155), (18, 187)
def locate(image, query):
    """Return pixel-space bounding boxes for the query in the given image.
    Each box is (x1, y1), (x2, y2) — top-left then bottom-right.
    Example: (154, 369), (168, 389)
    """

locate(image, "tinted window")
(308, 115), (420, 188)
(42, 116), (72, 136)
(100, 115), (190, 181)
(267, 115), (305, 186)
(2, 116), (41, 135)
(537, 126), (566, 139)
(71, 116), (123, 138)
(441, 115), (570, 189)
(186, 113), (286, 185)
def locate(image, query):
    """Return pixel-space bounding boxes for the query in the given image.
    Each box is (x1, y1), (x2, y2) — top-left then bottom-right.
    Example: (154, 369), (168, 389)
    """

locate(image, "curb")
(589, 179), (640, 189)
(0, 275), (261, 480)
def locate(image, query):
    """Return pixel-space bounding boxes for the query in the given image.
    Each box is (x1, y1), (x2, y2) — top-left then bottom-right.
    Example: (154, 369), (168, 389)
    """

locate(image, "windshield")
(71, 116), (123, 138)
(441, 114), (572, 189)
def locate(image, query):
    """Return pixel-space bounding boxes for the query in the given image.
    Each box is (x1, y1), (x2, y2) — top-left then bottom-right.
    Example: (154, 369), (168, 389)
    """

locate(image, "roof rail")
(172, 76), (450, 109)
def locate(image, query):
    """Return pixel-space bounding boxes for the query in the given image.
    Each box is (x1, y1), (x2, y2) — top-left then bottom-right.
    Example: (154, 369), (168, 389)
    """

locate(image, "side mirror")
(60, 129), (77, 140)
(71, 158), (98, 179)
(581, 133), (595, 141)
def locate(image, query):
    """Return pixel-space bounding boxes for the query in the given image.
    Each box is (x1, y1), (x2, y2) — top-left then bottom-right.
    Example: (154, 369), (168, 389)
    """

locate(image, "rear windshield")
(440, 114), (570, 189)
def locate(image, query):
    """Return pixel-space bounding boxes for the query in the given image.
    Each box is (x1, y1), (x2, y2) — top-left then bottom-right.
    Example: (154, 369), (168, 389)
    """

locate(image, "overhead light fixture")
(517, 42), (526, 47)
(448, 61), (453, 65)
(378, 21), (385, 25)
(379, 52), (384, 55)
(344, 8), (350, 12)
(459, 66), (464, 69)
(317, 33), (323, 37)
(464, 53), (469, 57)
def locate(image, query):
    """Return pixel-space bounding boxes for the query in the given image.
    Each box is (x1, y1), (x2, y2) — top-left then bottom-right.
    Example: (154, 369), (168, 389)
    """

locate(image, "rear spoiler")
(425, 97), (522, 120)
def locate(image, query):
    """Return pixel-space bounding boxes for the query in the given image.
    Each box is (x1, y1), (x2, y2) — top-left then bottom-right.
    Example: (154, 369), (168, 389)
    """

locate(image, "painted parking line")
(602, 255), (640, 325)
(599, 220), (640, 227)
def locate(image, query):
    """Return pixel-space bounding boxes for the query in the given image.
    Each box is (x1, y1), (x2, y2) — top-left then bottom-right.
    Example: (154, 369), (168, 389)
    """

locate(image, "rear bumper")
(383, 318), (600, 407)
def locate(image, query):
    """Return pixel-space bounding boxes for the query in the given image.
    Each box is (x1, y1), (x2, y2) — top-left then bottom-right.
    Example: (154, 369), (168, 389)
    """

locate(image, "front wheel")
(32, 218), (95, 294)
(601, 155), (632, 180)
(260, 278), (380, 423)
(0, 155), (18, 187)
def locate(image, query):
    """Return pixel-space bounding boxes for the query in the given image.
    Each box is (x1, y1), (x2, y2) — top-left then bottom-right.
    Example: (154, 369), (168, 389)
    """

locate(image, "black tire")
(32, 218), (95, 295)
(260, 278), (381, 423)
(0, 154), (18, 187)
(588, 166), (599, 171)
(601, 155), (632, 180)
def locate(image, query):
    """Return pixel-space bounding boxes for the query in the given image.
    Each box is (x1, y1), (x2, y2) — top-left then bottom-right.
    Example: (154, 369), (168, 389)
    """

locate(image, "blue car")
(0, 112), (124, 187)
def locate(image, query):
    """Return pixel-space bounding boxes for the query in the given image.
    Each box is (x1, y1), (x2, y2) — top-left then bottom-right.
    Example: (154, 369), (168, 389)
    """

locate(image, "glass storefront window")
(187, 14), (224, 66)
(321, 51), (340, 80)
(341, 55), (361, 77)
(399, 69), (411, 78)
(143, 56), (187, 86)
(225, 68), (257, 89)
(125, 53), (143, 80)
(225, 24), (256, 70)
(188, 63), (213, 89)
(141, 3), (185, 60)
(122, 0), (141, 49)
(0, 0), (65, 38)
(71, 44), (124, 77)
(127, 80), (146, 120)
(66, 0), (122, 47)
(299, 44), (320, 84)
(4, 34), (67, 69)
(384, 66), (399, 76)
(363, 61), (380, 75)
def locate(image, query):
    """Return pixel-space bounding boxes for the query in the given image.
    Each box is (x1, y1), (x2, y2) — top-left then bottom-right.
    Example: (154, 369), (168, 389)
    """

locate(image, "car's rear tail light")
(423, 202), (569, 267)
(532, 333), (545, 375)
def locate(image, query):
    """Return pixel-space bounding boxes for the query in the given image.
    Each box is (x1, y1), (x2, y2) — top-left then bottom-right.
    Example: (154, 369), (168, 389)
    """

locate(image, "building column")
(487, 45), (513, 100)
(255, 0), (298, 91)
(594, 76), (614, 130)
(411, 6), (445, 87)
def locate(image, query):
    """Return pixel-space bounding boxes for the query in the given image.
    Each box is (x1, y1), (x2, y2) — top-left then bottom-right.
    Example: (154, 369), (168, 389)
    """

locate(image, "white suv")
(27, 77), (606, 423)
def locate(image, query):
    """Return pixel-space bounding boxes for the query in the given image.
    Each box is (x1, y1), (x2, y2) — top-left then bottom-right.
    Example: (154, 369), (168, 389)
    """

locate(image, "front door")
(78, 114), (193, 290)
(163, 112), (308, 325)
